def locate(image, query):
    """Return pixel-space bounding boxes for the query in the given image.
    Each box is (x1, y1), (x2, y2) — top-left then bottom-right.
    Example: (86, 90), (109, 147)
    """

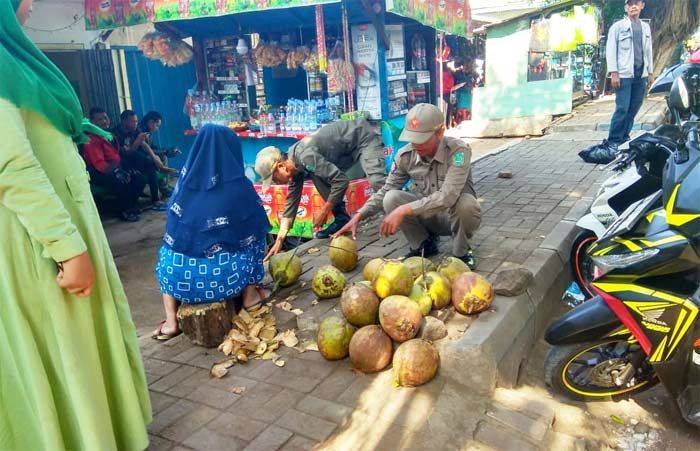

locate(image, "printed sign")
(85, 0), (340, 30)
(351, 23), (382, 120)
(386, 0), (472, 38)
(254, 178), (372, 238)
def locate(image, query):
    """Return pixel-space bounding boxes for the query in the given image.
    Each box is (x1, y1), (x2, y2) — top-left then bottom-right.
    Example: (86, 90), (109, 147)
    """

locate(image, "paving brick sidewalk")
(100, 125), (619, 451)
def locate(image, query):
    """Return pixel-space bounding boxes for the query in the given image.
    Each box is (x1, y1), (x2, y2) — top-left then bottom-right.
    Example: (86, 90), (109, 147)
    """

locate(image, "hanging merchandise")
(530, 18), (550, 53)
(254, 43), (287, 67)
(137, 32), (193, 67)
(327, 41), (355, 94)
(302, 48), (320, 72)
(286, 46), (311, 70)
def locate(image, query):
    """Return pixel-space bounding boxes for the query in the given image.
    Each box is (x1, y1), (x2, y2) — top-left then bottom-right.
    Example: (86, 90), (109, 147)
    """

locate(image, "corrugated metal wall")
(120, 47), (197, 169)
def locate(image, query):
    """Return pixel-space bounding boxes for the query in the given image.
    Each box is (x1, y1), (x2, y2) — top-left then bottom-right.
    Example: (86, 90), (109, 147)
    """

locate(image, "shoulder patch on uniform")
(305, 164), (315, 172)
(452, 151), (465, 167)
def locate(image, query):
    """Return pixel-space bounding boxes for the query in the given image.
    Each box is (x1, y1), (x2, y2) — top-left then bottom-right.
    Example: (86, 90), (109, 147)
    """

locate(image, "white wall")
(22, 0), (152, 49)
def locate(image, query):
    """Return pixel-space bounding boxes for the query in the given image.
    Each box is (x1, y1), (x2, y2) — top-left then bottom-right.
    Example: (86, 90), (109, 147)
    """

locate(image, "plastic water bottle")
(562, 282), (586, 308)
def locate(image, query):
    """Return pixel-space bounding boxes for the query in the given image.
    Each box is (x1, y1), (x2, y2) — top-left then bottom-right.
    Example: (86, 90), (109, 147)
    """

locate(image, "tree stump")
(176, 301), (236, 348)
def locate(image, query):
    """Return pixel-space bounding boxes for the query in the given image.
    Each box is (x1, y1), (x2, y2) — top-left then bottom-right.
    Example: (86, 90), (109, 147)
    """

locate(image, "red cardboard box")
(255, 178), (372, 238)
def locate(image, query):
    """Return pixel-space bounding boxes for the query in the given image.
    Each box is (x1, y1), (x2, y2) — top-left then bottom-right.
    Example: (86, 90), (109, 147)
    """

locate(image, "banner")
(386, 0), (472, 38)
(85, 0), (340, 31)
(351, 23), (382, 120)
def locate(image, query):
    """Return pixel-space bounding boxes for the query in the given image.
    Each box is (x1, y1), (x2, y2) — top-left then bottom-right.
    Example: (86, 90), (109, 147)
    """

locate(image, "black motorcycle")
(544, 69), (700, 426)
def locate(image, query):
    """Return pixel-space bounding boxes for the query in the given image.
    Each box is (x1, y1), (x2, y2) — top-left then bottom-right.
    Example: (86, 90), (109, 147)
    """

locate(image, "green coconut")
(374, 261), (412, 298)
(403, 256), (436, 279)
(317, 317), (356, 360)
(341, 284), (380, 327)
(269, 252), (302, 288)
(312, 265), (347, 299)
(415, 271), (451, 309)
(329, 236), (358, 272)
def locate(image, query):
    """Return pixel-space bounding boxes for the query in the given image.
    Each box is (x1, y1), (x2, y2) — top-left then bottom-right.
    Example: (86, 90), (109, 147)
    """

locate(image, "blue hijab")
(163, 124), (270, 257)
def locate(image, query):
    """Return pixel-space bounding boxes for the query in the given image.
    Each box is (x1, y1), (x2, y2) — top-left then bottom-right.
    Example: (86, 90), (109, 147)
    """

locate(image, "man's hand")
(265, 218), (292, 261)
(611, 72), (621, 90)
(313, 203), (333, 231)
(333, 213), (363, 240)
(136, 132), (149, 145)
(647, 75), (655, 90)
(57, 252), (95, 297)
(380, 205), (412, 237)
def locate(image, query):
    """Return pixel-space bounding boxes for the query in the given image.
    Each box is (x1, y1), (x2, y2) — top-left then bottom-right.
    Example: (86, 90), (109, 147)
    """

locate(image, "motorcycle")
(544, 69), (700, 426)
(570, 131), (675, 298)
(569, 60), (700, 298)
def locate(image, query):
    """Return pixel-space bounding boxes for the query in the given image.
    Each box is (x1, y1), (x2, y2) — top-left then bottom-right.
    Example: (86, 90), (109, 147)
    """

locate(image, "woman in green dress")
(0, 1), (151, 449)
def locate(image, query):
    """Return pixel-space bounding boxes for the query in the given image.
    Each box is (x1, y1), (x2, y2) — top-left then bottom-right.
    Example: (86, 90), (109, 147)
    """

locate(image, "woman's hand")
(264, 238), (284, 262)
(57, 252), (95, 297)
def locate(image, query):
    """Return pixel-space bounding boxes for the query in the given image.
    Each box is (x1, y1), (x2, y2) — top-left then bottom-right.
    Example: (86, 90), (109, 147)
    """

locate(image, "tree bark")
(177, 301), (236, 348)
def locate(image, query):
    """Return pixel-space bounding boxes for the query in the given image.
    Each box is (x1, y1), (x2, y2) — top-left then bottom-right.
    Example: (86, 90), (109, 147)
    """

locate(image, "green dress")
(0, 98), (151, 449)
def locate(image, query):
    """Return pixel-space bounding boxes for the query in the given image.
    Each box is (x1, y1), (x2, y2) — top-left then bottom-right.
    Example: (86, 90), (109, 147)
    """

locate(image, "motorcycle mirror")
(670, 77), (691, 112)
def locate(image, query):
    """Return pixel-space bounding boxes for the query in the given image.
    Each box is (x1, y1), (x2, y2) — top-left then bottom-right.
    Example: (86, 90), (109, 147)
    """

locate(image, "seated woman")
(139, 110), (180, 197)
(152, 124), (270, 340)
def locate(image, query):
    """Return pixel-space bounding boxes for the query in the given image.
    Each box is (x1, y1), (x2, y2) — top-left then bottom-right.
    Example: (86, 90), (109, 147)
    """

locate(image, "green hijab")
(1, 0), (87, 144)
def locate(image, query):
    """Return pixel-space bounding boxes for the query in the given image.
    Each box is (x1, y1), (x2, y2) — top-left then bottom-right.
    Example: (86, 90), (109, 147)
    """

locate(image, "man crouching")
(335, 103), (481, 269)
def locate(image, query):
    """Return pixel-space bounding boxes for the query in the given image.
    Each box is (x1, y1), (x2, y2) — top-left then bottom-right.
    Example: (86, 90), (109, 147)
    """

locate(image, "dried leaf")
(230, 386), (246, 395)
(260, 327), (277, 341)
(221, 340), (235, 356)
(249, 321), (264, 338)
(228, 329), (249, 343)
(244, 341), (259, 352)
(261, 350), (279, 360)
(238, 309), (253, 325)
(296, 340), (319, 353)
(291, 308), (304, 316)
(210, 358), (236, 378)
(307, 247), (321, 254)
(233, 319), (248, 332)
(276, 301), (293, 311)
(266, 341), (280, 352)
(264, 316), (276, 327)
(255, 342), (267, 355)
(300, 282), (308, 288)
(236, 351), (249, 362)
(284, 295), (298, 303)
(273, 357), (286, 367)
(278, 330), (299, 348)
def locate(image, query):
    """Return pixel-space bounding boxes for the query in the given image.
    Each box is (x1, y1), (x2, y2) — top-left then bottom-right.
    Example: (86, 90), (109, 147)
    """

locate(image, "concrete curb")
(438, 198), (593, 395)
(551, 107), (667, 134)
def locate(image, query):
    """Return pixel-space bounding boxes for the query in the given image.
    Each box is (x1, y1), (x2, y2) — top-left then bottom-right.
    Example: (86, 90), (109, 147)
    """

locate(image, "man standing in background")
(588, 0), (654, 158)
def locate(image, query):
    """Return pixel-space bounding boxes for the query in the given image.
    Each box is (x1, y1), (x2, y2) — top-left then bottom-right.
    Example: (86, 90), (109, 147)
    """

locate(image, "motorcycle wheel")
(569, 230), (598, 298)
(544, 340), (657, 402)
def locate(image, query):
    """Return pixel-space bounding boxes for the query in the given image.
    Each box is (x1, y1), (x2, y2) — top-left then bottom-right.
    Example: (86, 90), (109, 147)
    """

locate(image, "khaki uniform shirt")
(358, 136), (475, 218)
(282, 119), (383, 219)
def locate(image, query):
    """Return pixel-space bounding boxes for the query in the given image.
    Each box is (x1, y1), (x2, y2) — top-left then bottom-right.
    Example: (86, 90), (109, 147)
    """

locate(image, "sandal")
(151, 320), (182, 341)
(151, 202), (169, 211)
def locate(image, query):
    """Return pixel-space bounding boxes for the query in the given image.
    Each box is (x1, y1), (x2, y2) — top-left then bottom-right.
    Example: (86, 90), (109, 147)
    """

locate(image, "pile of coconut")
(270, 236), (494, 388)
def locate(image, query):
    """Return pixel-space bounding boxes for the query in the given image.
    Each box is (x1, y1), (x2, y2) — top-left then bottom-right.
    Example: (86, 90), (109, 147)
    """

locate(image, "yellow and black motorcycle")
(544, 69), (700, 426)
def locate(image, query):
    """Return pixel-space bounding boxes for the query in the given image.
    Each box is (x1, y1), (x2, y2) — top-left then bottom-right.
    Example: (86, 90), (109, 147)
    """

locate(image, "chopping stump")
(176, 299), (239, 347)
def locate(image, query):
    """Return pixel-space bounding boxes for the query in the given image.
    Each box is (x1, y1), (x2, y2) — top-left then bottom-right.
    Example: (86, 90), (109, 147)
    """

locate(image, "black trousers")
(89, 167), (146, 214)
(121, 151), (160, 203)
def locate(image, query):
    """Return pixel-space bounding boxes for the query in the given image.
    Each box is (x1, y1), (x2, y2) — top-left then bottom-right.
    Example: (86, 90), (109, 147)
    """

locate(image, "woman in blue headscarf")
(152, 124), (271, 339)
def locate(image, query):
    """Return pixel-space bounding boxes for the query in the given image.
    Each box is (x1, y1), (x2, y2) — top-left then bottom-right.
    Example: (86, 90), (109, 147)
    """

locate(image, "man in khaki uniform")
(255, 119), (387, 259)
(335, 103), (481, 268)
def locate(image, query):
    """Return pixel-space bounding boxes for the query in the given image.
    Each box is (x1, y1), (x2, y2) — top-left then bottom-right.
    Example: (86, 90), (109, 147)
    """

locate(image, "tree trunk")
(644, 0), (700, 74)
(177, 301), (236, 348)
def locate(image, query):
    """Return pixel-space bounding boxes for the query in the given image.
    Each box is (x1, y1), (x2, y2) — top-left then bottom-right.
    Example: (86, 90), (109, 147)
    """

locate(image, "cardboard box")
(254, 178), (373, 238)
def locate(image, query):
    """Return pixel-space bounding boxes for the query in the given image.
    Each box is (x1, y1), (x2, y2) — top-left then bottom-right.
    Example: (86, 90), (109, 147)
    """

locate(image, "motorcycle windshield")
(649, 64), (692, 94)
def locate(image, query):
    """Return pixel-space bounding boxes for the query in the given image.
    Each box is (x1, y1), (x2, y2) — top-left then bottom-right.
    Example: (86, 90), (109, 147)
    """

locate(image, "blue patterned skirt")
(155, 239), (266, 304)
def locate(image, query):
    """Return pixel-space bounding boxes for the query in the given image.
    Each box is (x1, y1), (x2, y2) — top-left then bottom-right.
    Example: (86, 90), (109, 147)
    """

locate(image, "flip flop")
(155, 330), (182, 341)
